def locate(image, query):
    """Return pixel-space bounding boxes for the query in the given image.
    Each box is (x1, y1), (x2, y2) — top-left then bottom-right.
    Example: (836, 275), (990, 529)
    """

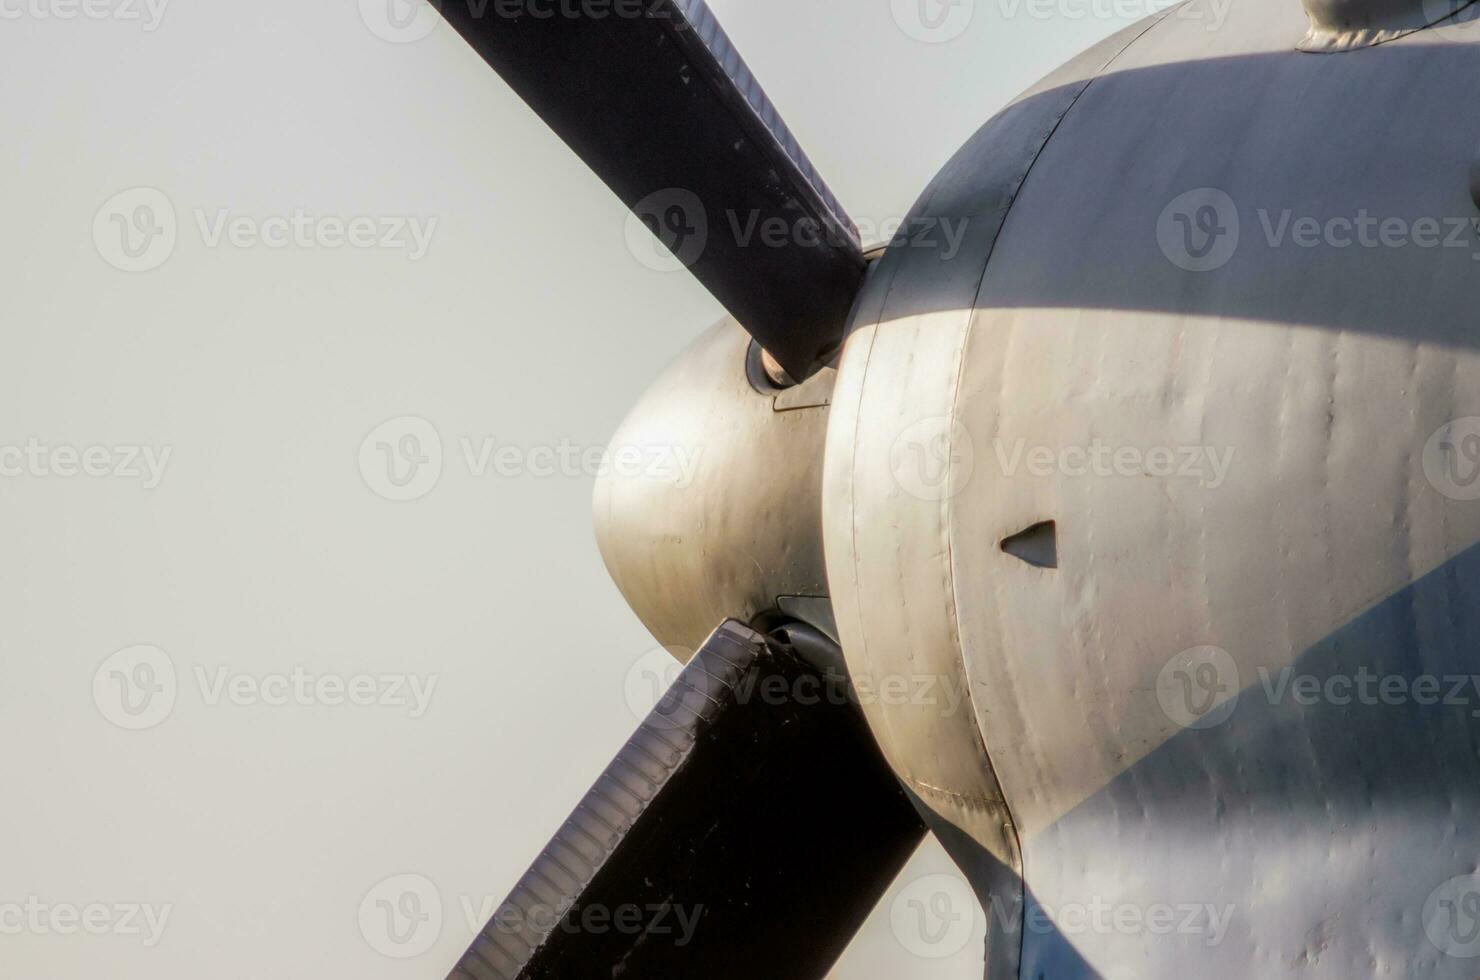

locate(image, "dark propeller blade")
(450, 620), (925, 980)
(435, 0), (867, 379)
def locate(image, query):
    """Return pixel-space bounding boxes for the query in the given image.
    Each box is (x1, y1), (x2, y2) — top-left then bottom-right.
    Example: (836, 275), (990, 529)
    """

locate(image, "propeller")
(435, 0), (868, 380)
(428, 10), (918, 976)
(447, 621), (924, 980)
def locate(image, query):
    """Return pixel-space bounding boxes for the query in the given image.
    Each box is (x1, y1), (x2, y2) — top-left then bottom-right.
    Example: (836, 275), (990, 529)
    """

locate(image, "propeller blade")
(450, 620), (925, 979)
(436, 0), (867, 379)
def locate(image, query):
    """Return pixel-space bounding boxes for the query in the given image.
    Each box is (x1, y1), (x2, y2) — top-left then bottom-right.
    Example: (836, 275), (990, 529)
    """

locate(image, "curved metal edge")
(820, 12), (1177, 979)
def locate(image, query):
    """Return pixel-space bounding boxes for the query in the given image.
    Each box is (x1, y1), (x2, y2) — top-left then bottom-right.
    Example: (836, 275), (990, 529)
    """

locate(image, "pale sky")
(0, 1), (1155, 977)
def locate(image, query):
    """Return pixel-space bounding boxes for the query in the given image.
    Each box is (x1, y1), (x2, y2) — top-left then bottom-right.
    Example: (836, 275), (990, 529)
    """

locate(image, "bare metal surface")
(1297, 0), (1478, 49)
(823, 23), (1175, 979)
(571, 0), (1480, 975)
(593, 319), (830, 657)
(826, 1), (1480, 976)
(773, 365), (837, 412)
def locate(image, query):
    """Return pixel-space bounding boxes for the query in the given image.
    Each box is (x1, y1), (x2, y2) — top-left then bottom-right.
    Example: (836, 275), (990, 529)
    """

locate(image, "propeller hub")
(593, 318), (831, 657)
